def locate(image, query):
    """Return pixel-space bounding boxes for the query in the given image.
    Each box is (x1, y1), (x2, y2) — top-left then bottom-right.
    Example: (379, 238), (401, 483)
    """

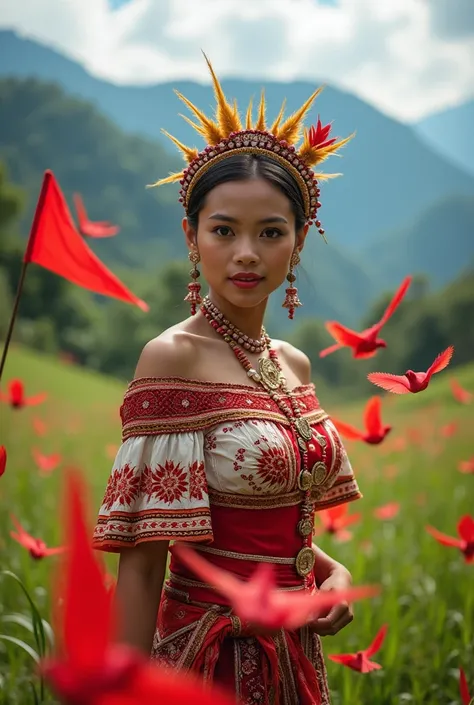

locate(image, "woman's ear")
(182, 217), (198, 251)
(296, 223), (310, 253)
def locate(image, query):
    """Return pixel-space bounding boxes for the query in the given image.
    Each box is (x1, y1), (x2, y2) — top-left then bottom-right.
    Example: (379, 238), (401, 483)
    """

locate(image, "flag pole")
(0, 260), (29, 382)
(0, 171), (51, 383)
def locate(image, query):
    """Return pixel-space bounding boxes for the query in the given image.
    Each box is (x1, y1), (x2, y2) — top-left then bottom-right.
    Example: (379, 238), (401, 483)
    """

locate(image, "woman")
(93, 57), (362, 705)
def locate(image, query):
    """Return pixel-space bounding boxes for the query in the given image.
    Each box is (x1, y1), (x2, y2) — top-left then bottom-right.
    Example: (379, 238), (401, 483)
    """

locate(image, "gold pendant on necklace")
(295, 417), (312, 442)
(258, 357), (282, 390)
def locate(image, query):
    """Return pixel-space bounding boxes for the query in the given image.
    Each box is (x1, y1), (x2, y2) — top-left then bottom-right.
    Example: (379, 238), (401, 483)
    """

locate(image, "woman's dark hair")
(186, 154), (307, 231)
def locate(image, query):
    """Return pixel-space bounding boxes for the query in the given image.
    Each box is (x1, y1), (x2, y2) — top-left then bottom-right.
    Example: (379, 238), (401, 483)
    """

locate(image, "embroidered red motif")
(103, 469), (119, 509)
(140, 460), (189, 504)
(255, 446), (288, 488)
(189, 460), (208, 501)
(113, 463), (141, 507)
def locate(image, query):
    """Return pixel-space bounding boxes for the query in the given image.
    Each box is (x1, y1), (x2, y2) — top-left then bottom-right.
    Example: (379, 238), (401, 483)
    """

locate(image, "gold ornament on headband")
(150, 53), (354, 239)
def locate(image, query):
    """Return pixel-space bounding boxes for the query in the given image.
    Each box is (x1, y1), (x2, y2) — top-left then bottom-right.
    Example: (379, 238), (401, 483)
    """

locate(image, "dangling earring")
(184, 249), (202, 315)
(282, 250), (302, 320)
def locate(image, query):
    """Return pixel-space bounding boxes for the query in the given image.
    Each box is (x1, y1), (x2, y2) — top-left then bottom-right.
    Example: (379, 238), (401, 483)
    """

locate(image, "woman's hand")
(308, 567), (354, 637)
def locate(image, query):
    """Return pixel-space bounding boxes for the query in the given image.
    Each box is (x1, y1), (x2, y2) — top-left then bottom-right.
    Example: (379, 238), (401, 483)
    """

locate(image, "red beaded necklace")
(200, 297), (329, 585)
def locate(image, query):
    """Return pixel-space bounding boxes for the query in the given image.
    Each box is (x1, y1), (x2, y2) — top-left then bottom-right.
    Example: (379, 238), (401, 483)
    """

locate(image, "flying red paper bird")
(373, 502), (400, 520)
(40, 469), (244, 705)
(450, 378), (473, 404)
(331, 396), (392, 445)
(328, 624), (388, 673)
(367, 346), (454, 394)
(319, 276), (412, 359)
(32, 448), (62, 476)
(0, 379), (47, 409)
(32, 417), (48, 437)
(10, 516), (65, 559)
(426, 515), (474, 563)
(459, 457), (474, 474)
(460, 667), (472, 705)
(0, 446), (6, 478)
(173, 543), (379, 631)
(315, 504), (362, 542)
(73, 192), (120, 238)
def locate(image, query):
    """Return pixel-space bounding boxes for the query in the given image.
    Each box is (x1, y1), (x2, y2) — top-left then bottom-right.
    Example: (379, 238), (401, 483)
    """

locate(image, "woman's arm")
(115, 540), (169, 654)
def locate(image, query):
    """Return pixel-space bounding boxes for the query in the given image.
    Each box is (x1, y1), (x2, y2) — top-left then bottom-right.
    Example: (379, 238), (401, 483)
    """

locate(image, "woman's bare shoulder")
(134, 326), (199, 380)
(272, 339), (311, 385)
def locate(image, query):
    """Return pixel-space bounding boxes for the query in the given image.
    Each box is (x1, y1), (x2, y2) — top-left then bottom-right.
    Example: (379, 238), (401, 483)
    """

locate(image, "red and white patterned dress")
(93, 377), (362, 705)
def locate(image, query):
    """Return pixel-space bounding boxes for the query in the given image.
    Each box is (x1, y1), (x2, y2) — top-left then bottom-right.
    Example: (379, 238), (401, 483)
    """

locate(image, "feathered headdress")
(151, 54), (353, 239)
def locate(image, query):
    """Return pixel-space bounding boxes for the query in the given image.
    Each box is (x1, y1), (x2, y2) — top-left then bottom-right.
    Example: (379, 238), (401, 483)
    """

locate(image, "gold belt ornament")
(295, 547), (316, 577)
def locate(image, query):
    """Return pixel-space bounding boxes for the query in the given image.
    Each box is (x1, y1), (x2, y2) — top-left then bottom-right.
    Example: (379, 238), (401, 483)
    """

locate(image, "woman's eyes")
(212, 226), (283, 239)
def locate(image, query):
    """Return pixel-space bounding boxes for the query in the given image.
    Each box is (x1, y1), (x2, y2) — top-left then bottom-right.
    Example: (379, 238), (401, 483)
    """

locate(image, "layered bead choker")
(200, 295), (329, 585)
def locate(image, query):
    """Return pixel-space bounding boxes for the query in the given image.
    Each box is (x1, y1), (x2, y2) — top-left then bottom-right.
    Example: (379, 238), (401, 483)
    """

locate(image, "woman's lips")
(229, 277), (263, 289)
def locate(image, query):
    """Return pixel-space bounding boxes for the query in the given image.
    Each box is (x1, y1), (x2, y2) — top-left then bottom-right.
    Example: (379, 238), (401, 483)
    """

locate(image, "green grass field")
(0, 345), (473, 704)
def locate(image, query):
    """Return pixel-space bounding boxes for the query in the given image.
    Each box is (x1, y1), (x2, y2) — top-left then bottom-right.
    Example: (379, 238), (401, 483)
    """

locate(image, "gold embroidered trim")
(193, 544), (297, 564)
(208, 487), (302, 509)
(127, 376), (315, 395)
(178, 609), (221, 671)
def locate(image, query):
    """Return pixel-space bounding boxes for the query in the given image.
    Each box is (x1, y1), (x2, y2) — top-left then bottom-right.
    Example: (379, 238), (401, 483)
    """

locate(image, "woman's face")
(183, 177), (308, 309)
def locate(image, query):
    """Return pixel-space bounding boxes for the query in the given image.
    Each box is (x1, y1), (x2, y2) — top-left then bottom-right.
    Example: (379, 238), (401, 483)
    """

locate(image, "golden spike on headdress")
(148, 171), (183, 188)
(202, 52), (242, 136)
(245, 97), (254, 129)
(274, 87), (324, 144)
(270, 99), (287, 134)
(174, 90), (223, 145)
(161, 130), (199, 164)
(255, 89), (266, 131)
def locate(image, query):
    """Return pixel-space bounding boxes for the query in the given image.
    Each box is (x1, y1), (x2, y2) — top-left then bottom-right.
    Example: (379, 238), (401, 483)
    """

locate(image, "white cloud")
(1, 0), (474, 121)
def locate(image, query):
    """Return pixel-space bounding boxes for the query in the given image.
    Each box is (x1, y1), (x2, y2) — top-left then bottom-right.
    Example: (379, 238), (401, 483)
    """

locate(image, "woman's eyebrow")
(208, 213), (288, 224)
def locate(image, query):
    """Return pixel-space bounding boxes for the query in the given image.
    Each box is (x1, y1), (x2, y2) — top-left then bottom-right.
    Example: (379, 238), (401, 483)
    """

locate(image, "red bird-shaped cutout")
(367, 346), (454, 394)
(320, 276), (412, 358)
(459, 457), (474, 474)
(460, 667), (472, 705)
(450, 378), (473, 404)
(0, 446), (6, 478)
(328, 624), (388, 673)
(315, 504), (362, 542)
(331, 396), (391, 444)
(426, 515), (474, 563)
(0, 379), (47, 409)
(42, 470), (235, 705)
(73, 192), (120, 238)
(373, 502), (400, 520)
(32, 448), (62, 476)
(173, 544), (379, 631)
(10, 515), (65, 559)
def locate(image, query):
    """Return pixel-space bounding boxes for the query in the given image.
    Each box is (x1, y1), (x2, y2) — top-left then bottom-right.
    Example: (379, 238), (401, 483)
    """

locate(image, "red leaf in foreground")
(328, 624), (388, 673)
(41, 470), (235, 705)
(426, 515), (474, 563)
(173, 543), (379, 631)
(0, 379), (47, 409)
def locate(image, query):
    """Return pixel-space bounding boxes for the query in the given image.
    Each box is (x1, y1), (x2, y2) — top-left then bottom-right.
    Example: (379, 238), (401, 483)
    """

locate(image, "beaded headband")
(150, 54), (353, 240)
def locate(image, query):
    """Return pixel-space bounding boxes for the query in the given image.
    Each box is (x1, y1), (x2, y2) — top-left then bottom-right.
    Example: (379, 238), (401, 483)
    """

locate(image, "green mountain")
(1, 29), (474, 250)
(361, 195), (474, 289)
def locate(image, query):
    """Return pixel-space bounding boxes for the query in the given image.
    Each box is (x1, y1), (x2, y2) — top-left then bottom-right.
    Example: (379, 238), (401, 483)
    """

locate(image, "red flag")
(24, 171), (148, 311)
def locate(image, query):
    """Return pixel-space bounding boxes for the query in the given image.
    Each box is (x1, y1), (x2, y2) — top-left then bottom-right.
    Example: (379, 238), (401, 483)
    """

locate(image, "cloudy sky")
(1, 0), (474, 122)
